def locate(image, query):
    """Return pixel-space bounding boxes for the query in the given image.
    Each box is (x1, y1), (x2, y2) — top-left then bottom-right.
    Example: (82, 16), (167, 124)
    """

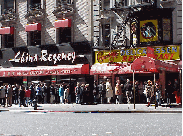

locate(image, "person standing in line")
(115, 80), (123, 104)
(19, 85), (25, 107)
(59, 84), (64, 104)
(36, 84), (42, 104)
(50, 84), (56, 104)
(0, 86), (6, 107)
(145, 80), (153, 107)
(14, 84), (19, 105)
(98, 81), (105, 104)
(12, 85), (15, 104)
(75, 82), (81, 104)
(106, 79), (113, 104)
(134, 81), (139, 104)
(7, 84), (13, 107)
(124, 79), (132, 104)
(155, 83), (161, 106)
(25, 87), (31, 107)
(30, 83), (35, 104)
(42, 83), (48, 104)
(93, 80), (98, 104)
(138, 81), (144, 103)
(166, 80), (173, 104)
(64, 84), (69, 104)
(84, 84), (90, 104)
(80, 84), (85, 104)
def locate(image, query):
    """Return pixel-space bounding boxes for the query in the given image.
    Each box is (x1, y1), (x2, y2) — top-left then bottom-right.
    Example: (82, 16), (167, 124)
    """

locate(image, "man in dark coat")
(30, 83), (35, 104)
(124, 79), (132, 104)
(75, 82), (81, 104)
(93, 80), (98, 104)
(98, 81), (105, 104)
(80, 84), (85, 104)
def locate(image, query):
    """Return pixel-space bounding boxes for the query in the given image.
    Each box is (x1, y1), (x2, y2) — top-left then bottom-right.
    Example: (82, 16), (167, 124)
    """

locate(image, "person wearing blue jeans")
(75, 82), (81, 104)
(59, 84), (64, 104)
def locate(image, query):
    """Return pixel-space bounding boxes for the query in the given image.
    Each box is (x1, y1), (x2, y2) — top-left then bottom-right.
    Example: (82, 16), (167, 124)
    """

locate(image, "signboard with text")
(95, 45), (180, 64)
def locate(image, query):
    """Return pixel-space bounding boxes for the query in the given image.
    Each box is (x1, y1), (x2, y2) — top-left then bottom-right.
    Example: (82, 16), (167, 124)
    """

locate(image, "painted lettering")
(167, 47), (171, 53)
(122, 56), (127, 62)
(142, 49), (146, 54)
(172, 46), (177, 53)
(48, 54), (52, 61)
(156, 48), (160, 53)
(41, 50), (47, 61)
(128, 56), (133, 62)
(161, 47), (166, 53)
(170, 53), (175, 60)
(158, 54), (164, 59)
(137, 49), (141, 55)
(163, 54), (170, 59)
(126, 50), (130, 55)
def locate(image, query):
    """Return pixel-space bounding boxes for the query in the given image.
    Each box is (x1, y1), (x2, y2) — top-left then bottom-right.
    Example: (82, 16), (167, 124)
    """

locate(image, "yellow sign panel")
(140, 20), (158, 43)
(95, 45), (180, 64)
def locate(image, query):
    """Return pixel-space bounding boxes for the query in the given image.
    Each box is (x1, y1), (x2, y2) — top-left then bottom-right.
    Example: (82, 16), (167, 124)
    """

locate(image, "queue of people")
(0, 78), (181, 107)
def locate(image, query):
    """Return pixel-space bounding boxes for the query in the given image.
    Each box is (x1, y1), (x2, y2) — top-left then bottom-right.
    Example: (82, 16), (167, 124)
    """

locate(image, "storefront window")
(4, 34), (14, 48)
(58, 27), (71, 44)
(4, 0), (14, 10)
(30, 31), (41, 46)
(29, 0), (41, 10)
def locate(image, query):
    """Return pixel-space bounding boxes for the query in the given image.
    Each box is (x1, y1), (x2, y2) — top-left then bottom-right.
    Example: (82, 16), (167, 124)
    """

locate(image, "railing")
(0, 8), (17, 24)
(58, 0), (74, 5)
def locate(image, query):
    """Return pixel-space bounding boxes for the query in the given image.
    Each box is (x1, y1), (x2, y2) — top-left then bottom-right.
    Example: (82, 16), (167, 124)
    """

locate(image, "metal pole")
(180, 69), (182, 102)
(154, 71), (156, 109)
(133, 70), (135, 109)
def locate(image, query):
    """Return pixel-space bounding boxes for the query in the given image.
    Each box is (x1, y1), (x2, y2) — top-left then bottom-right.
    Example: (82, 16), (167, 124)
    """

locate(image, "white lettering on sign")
(9, 50), (76, 64)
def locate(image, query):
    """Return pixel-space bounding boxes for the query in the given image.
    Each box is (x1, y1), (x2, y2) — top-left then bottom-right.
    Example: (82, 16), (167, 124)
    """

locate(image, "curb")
(1, 109), (181, 113)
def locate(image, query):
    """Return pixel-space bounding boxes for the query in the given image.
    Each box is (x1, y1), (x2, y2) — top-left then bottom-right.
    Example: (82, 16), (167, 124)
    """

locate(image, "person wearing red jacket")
(25, 87), (31, 107)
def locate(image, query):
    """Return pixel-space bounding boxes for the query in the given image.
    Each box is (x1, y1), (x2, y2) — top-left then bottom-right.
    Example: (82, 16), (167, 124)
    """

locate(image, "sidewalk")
(0, 103), (182, 113)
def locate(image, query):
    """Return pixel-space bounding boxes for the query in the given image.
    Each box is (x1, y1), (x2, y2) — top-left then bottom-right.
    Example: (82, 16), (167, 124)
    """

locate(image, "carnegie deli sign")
(95, 45), (180, 63)
(9, 50), (76, 64)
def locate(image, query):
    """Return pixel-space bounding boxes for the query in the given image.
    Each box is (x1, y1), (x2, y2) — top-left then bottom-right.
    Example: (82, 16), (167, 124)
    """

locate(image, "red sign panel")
(0, 27), (14, 35)
(147, 47), (154, 58)
(55, 19), (72, 28)
(25, 23), (41, 32)
(0, 64), (89, 77)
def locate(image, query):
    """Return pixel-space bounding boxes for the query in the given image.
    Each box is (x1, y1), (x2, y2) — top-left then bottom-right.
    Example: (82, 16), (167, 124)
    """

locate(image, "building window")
(4, 0), (14, 10)
(162, 18), (171, 42)
(4, 34), (14, 48)
(102, 24), (110, 47)
(29, 0), (41, 10)
(30, 31), (41, 46)
(58, 27), (71, 44)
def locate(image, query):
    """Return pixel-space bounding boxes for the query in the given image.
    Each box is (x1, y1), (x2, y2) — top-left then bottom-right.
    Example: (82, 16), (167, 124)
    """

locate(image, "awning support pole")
(154, 71), (156, 109)
(133, 70), (135, 109)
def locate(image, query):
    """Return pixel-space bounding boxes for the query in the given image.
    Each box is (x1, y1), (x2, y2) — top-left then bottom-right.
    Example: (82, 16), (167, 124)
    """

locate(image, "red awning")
(54, 19), (72, 28)
(178, 60), (182, 70)
(0, 64), (89, 77)
(0, 27), (14, 35)
(90, 63), (151, 75)
(131, 56), (178, 72)
(25, 23), (41, 32)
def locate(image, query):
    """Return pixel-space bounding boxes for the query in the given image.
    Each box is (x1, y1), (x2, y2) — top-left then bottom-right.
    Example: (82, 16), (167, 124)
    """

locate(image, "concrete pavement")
(0, 103), (182, 113)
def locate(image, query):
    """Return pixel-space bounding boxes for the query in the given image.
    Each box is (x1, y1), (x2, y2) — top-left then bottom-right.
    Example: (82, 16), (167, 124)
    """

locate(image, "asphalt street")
(0, 112), (182, 136)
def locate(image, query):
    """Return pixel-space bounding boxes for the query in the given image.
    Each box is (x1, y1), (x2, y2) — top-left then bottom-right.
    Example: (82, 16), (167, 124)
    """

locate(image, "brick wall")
(74, 0), (92, 42)
(16, 0), (28, 47)
(45, 0), (56, 44)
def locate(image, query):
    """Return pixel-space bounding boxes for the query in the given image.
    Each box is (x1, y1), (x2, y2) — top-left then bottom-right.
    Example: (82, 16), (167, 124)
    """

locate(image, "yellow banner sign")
(95, 45), (180, 64)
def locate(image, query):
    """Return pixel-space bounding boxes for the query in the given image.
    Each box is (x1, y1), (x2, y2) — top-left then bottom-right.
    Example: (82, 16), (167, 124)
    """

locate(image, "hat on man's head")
(147, 80), (151, 83)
